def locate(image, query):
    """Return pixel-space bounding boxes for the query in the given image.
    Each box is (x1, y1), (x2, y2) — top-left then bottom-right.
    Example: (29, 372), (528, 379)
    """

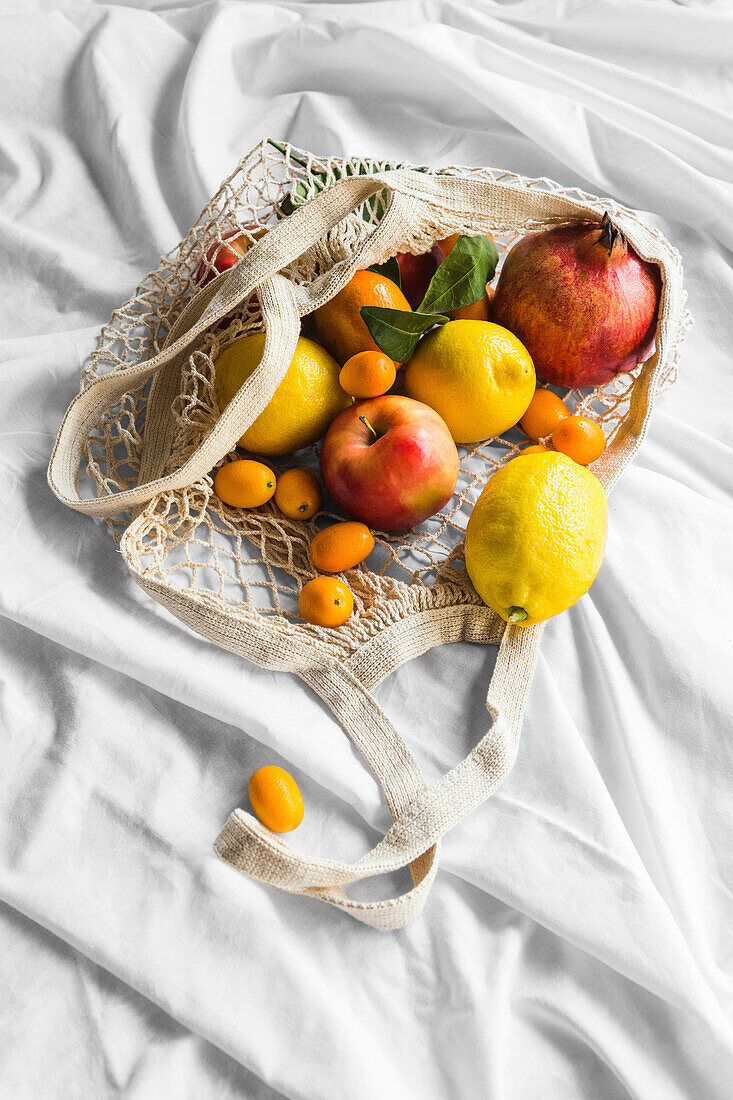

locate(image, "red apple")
(194, 229), (249, 286)
(319, 395), (459, 532)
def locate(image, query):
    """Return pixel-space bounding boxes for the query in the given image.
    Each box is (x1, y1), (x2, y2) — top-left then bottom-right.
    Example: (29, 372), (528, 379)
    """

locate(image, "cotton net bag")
(48, 141), (690, 930)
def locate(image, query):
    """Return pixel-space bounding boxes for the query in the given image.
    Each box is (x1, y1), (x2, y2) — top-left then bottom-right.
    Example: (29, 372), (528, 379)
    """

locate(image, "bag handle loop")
(214, 622), (543, 930)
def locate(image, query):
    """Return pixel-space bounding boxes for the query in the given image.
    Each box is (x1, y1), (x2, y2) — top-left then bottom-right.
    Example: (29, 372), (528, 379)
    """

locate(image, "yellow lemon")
(214, 334), (350, 456)
(404, 320), (535, 444)
(464, 451), (607, 625)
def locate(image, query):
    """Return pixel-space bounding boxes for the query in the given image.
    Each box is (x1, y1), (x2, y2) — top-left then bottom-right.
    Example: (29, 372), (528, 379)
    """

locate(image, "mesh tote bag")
(48, 141), (690, 930)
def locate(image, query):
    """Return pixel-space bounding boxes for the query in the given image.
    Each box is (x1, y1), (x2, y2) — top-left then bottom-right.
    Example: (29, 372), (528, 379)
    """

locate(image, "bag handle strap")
(214, 622), (543, 929)
(47, 175), (425, 517)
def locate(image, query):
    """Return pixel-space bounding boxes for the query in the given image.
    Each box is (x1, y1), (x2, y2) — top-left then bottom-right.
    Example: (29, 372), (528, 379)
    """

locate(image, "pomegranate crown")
(597, 211), (627, 256)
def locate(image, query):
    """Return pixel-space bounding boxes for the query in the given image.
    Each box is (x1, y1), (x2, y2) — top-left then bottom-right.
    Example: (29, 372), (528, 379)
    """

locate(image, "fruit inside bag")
(208, 195), (662, 629)
(47, 144), (690, 928)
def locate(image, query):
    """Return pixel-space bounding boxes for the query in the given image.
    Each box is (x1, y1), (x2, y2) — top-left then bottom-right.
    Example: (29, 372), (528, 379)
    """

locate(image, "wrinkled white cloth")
(1, 1), (732, 1097)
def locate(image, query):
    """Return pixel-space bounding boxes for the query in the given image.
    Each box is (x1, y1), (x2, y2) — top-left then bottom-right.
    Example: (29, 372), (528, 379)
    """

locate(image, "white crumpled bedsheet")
(1, 1), (732, 1097)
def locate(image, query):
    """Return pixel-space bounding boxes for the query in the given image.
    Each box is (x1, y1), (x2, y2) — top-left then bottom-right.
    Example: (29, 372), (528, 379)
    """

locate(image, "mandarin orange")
(274, 468), (322, 520)
(520, 389), (569, 442)
(248, 766), (304, 833)
(552, 416), (606, 465)
(298, 576), (354, 627)
(214, 460), (276, 509)
(512, 444), (551, 458)
(309, 522), (374, 573)
(339, 351), (396, 398)
(314, 270), (411, 365)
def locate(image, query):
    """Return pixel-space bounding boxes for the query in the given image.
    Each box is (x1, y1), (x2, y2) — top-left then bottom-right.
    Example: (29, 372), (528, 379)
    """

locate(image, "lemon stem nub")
(507, 607), (528, 623)
(359, 414), (378, 441)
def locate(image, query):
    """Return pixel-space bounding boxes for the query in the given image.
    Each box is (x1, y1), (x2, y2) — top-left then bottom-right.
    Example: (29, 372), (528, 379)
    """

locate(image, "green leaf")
(278, 194), (296, 218)
(368, 257), (402, 289)
(418, 235), (499, 314)
(360, 306), (448, 363)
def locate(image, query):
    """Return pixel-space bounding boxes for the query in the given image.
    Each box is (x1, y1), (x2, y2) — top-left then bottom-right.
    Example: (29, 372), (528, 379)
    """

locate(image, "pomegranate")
(491, 214), (661, 389)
